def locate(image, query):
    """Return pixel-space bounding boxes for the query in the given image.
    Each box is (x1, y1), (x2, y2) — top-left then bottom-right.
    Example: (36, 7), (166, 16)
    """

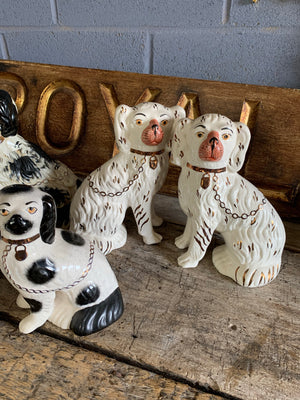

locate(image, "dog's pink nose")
(149, 119), (159, 131)
(208, 130), (220, 140)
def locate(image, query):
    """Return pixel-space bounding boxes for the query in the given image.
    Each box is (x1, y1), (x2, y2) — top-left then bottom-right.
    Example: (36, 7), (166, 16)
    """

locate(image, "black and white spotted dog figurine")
(0, 184), (123, 335)
(0, 90), (80, 226)
(70, 102), (185, 254)
(171, 113), (286, 287)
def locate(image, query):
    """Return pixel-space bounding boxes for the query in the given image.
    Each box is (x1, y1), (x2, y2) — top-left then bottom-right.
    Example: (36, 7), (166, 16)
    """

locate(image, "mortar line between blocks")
(144, 32), (153, 75)
(0, 34), (9, 59)
(49, 0), (59, 25)
(222, 0), (232, 24)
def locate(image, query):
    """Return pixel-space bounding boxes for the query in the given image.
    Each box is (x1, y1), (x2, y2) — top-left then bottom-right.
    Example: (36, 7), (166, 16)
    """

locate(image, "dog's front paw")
(143, 232), (162, 245)
(178, 252), (200, 268)
(19, 314), (46, 334)
(175, 234), (189, 249)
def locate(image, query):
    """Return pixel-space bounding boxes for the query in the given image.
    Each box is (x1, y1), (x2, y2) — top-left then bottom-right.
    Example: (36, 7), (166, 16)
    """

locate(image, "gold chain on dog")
(212, 175), (266, 219)
(87, 156), (147, 197)
(1, 242), (95, 294)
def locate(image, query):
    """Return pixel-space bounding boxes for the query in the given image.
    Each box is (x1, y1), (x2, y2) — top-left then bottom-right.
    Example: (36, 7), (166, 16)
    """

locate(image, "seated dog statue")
(0, 90), (80, 226)
(70, 102), (185, 254)
(171, 113), (286, 287)
(0, 184), (123, 335)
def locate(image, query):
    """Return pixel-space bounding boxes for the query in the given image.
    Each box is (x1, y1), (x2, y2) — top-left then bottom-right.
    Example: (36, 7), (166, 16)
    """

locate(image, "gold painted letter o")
(36, 80), (85, 156)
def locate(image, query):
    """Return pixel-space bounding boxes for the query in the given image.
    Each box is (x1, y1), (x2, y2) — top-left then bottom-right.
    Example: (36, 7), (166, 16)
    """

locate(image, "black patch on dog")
(24, 298), (42, 313)
(8, 156), (42, 181)
(27, 258), (56, 284)
(29, 141), (53, 163)
(42, 187), (68, 208)
(61, 230), (85, 246)
(0, 90), (18, 137)
(70, 287), (124, 336)
(0, 184), (33, 194)
(76, 284), (100, 306)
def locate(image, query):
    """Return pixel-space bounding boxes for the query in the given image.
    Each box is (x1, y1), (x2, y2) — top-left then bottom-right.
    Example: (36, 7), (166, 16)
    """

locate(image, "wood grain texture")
(0, 60), (299, 218)
(1, 216), (299, 400)
(0, 320), (226, 400)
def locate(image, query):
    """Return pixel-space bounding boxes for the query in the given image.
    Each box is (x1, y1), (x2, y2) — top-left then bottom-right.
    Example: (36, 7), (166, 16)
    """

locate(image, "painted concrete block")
(229, 0), (300, 27)
(0, 0), (51, 26)
(4, 30), (147, 72)
(152, 30), (300, 88)
(57, 0), (223, 28)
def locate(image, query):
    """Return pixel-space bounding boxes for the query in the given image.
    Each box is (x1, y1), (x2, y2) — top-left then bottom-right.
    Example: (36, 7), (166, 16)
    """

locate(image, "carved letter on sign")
(36, 80), (86, 156)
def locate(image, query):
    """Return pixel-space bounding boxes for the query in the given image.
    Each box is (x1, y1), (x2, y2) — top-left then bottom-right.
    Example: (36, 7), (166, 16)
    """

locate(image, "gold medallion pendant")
(200, 173), (210, 189)
(149, 155), (158, 170)
(15, 245), (27, 261)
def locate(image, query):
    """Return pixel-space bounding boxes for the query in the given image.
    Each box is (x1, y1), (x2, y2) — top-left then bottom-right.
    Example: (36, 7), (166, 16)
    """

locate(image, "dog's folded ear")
(170, 117), (191, 166)
(227, 122), (251, 173)
(0, 90), (18, 137)
(114, 104), (132, 152)
(165, 106), (186, 152)
(40, 194), (57, 244)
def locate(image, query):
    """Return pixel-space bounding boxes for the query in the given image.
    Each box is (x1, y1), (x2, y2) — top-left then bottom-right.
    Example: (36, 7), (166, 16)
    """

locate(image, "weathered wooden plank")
(0, 60), (299, 218)
(1, 217), (299, 400)
(0, 320), (227, 400)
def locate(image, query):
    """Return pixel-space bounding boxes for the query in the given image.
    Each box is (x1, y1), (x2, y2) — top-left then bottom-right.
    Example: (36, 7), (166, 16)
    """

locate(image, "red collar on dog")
(186, 162), (226, 174)
(130, 148), (165, 156)
(1, 233), (40, 261)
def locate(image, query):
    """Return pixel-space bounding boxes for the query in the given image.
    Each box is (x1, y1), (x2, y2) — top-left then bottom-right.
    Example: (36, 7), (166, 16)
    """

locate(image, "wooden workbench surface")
(0, 60), (299, 399)
(0, 210), (299, 400)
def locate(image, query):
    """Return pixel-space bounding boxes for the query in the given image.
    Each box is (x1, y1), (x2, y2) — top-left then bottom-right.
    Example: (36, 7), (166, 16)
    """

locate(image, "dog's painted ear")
(40, 194), (57, 244)
(165, 105), (186, 152)
(227, 122), (251, 173)
(170, 118), (192, 166)
(170, 105), (186, 121)
(114, 104), (132, 153)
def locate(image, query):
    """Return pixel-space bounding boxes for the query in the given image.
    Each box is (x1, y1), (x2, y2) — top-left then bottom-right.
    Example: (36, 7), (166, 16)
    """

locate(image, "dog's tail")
(70, 287), (124, 336)
(95, 224), (127, 255)
(212, 244), (282, 288)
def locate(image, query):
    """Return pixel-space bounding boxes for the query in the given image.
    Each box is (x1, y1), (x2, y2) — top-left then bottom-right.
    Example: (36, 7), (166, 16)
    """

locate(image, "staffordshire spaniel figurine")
(0, 184), (123, 335)
(70, 102), (185, 254)
(0, 90), (80, 226)
(171, 113), (285, 287)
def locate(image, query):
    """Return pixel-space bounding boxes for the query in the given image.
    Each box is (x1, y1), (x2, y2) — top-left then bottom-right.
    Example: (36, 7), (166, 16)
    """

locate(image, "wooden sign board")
(0, 60), (299, 219)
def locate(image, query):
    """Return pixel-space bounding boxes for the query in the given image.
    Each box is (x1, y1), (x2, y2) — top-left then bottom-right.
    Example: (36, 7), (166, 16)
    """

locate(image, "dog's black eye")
(196, 132), (204, 138)
(135, 119), (143, 125)
(1, 209), (9, 216)
(161, 120), (169, 126)
(27, 206), (37, 214)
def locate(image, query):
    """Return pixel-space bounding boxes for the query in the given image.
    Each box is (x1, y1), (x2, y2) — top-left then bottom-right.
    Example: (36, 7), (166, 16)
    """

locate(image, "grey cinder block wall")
(0, 0), (299, 88)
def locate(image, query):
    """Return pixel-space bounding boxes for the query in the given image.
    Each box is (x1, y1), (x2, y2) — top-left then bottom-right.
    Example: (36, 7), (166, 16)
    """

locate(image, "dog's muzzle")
(5, 214), (33, 235)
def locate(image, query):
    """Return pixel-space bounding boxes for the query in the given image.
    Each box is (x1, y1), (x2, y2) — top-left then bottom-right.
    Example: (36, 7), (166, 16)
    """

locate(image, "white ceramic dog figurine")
(0, 184), (123, 335)
(0, 90), (80, 226)
(171, 113), (285, 287)
(70, 102), (185, 254)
